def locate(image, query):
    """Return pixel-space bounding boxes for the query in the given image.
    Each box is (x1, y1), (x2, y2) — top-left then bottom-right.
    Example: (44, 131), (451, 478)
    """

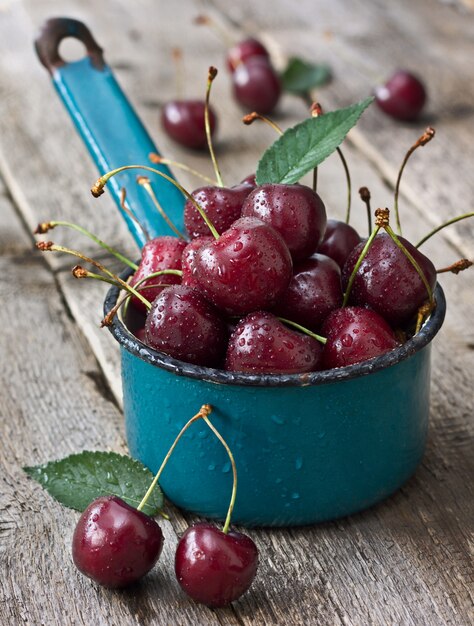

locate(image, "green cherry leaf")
(280, 57), (332, 95)
(256, 97), (374, 185)
(24, 451), (163, 517)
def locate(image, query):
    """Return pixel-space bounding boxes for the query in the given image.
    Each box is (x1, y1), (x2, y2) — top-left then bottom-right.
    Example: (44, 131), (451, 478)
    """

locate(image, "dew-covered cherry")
(225, 311), (323, 374)
(318, 219), (361, 269)
(274, 254), (343, 332)
(193, 217), (293, 315)
(181, 235), (214, 288)
(144, 285), (226, 367)
(342, 232), (437, 326)
(72, 496), (163, 588)
(375, 70), (427, 121)
(130, 236), (187, 312)
(321, 307), (400, 369)
(184, 184), (252, 239)
(175, 522), (258, 607)
(232, 57), (281, 114)
(241, 183), (327, 262)
(161, 100), (217, 150)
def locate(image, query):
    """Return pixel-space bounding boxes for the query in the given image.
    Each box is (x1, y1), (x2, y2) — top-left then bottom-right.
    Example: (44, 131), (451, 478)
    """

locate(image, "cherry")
(274, 254), (343, 332)
(161, 100), (217, 150)
(318, 219), (361, 269)
(342, 232), (437, 326)
(181, 235), (214, 288)
(130, 236), (187, 313)
(184, 184), (252, 239)
(144, 285), (227, 367)
(241, 183), (327, 262)
(322, 307), (400, 369)
(375, 70), (427, 121)
(175, 522), (258, 607)
(240, 173), (257, 188)
(232, 57), (281, 114)
(226, 37), (269, 72)
(72, 496), (163, 588)
(225, 311), (323, 374)
(193, 216), (293, 315)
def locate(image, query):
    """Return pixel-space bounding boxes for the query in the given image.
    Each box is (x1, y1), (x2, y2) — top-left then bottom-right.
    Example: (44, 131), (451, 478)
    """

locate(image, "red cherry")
(130, 236), (187, 313)
(274, 254), (343, 332)
(184, 184), (252, 239)
(232, 57), (281, 114)
(375, 70), (427, 121)
(72, 496), (163, 588)
(161, 100), (217, 150)
(318, 219), (361, 269)
(322, 307), (400, 369)
(144, 285), (226, 367)
(193, 217), (293, 315)
(225, 311), (323, 374)
(241, 183), (327, 262)
(342, 233), (437, 327)
(226, 37), (269, 72)
(181, 235), (214, 288)
(175, 522), (258, 607)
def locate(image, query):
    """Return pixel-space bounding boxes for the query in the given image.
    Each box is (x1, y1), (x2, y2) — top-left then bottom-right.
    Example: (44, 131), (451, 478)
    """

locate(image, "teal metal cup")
(105, 279), (446, 527)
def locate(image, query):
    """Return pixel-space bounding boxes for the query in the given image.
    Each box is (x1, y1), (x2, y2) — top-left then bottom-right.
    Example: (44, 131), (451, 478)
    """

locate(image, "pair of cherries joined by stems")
(72, 405), (258, 607)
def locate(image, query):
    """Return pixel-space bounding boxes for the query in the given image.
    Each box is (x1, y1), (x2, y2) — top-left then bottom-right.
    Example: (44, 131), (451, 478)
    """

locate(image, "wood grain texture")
(0, 0), (473, 625)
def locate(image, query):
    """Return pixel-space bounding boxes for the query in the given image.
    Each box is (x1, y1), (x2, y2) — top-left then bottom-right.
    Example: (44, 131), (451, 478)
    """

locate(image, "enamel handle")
(35, 18), (185, 249)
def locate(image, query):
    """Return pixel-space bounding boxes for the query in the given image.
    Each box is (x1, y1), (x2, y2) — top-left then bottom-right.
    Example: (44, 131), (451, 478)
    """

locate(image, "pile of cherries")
(118, 178), (435, 375)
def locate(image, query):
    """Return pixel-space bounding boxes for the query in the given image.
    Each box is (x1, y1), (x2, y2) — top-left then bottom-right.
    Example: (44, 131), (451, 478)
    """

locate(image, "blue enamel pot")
(104, 278), (446, 527)
(37, 18), (447, 527)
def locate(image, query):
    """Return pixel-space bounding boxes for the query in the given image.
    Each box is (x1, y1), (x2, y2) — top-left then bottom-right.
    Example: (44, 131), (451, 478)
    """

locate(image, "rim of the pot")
(104, 269), (446, 388)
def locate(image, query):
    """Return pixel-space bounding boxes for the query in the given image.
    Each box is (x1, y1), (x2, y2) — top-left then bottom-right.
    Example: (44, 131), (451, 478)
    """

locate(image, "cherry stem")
(72, 266), (121, 289)
(149, 152), (218, 186)
(36, 242), (152, 310)
(277, 317), (327, 345)
(394, 127), (435, 236)
(120, 188), (151, 242)
(436, 259), (473, 274)
(91, 165), (220, 240)
(358, 187), (372, 236)
(310, 103), (323, 193)
(384, 224), (434, 306)
(105, 269), (183, 326)
(137, 404), (213, 512)
(193, 15), (234, 47)
(416, 212), (474, 248)
(338, 147), (352, 224)
(242, 112), (283, 135)
(200, 414), (237, 534)
(35, 220), (138, 270)
(137, 176), (187, 240)
(205, 67), (224, 188)
(342, 224), (381, 307)
(172, 47), (184, 100)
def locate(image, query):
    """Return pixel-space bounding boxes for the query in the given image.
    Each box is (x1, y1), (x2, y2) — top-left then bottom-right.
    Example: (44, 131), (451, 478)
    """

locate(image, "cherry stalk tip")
(359, 187), (371, 202)
(208, 66), (218, 80)
(149, 152), (162, 164)
(72, 265), (89, 279)
(36, 240), (54, 251)
(375, 208), (390, 227)
(310, 102), (323, 117)
(91, 180), (105, 197)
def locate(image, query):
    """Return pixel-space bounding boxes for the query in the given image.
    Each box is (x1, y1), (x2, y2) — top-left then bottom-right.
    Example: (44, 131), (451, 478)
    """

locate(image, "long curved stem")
(137, 176), (187, 240)
(277, 317), (327, 344)
(416, 212), (474, 248)
(342, 226), (381, 307)
(92, 165), (219, 239)
(337, 147), (352, 224)
(149, 153), (218, 186)
(205, 67), (224, 187)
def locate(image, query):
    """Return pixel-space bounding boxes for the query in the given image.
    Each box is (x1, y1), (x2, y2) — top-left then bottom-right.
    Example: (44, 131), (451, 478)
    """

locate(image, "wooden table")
(1, 1), (473, 624)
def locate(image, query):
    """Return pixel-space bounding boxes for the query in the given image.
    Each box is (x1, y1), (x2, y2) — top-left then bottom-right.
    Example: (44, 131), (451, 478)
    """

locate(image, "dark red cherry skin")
(318, 219), (361, 269)
(274, 254), (343, 332)
(241, 183), (327, 262)
(175, 522), (258, 607)
(144, 285), (226, 367)
(193, 217), (293, 315)
(342, 233), (437, 327)
(130, 236), (187, 313)
(240, 173), (256, 188)
(161, 100), (217, 150)
(72, 496), (163, 588)
(184, 184), (252, 239)
(375, 70), (427, 121)
(225, 311), (323, 374)
(181, 235), (214, 288)
(232, 57), (281, 114)
(322, 307), (400, 369)
(226, 37), (269, 72)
